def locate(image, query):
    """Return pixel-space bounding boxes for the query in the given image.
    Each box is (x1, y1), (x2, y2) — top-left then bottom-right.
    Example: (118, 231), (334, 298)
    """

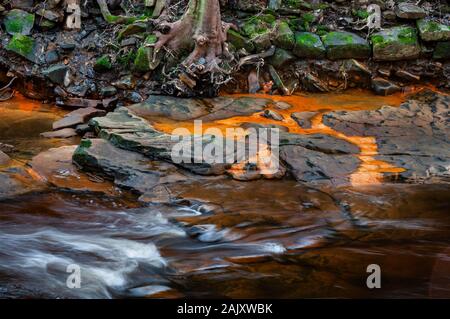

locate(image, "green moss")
(133, 46), (151, 72)
(293, 32), (325, 58)
(425, 21), (441, 32)
(417, 19), (450, 41)
(371, 27), (420, 61)
(6, 34), (35, 58)
(323, 32), (355, 45)
(80, 139), (92, 149)
(274, 21), (295, 49)
(316, 25), (329, 36)
(227, 29), (254, 52)
(4, 9), (35, 35)
(243, 14), (275, 38)
(145, 34), (158, 44)
(354, 9), (369, 19)
(322, 31), (370, 60)
(302, 13), (315, 23)
(296, 32), (318, 46)
(283, 0), (312, 10)
(94, 55), (112, 72)
(118, 51), (137, 67)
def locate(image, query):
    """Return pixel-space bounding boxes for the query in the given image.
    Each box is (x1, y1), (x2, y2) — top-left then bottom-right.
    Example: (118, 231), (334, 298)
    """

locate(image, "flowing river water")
(0, 91), (449, 298)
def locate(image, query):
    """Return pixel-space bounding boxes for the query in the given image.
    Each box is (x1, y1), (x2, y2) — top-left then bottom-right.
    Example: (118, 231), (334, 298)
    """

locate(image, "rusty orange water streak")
(152, 89), (408, 185)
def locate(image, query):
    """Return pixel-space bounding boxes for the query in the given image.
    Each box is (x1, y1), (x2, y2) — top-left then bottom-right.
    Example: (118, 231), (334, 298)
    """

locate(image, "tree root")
(96, 0), (147, 24)
(151, 0), (239, 97)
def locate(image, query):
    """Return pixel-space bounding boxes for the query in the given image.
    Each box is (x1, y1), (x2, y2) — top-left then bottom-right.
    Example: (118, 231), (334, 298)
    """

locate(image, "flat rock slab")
(323, 90), (450, 183)
(40, 128), (78, 138)
(128, 95), (270, 121)
(280, 133), (360, 186)
(53, 107), (106, 130)
(72, 139), (189, 203)
(30, 145), (119, 195)
(281, 146), (360, 186)
(90, 107), (232, 176)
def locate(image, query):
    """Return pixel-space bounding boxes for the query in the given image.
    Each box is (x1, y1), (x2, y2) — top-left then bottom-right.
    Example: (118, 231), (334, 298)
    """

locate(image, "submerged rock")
(30, 145), (119, 194)
(40, 128), (78, 138)
(52, 107), (106, 130)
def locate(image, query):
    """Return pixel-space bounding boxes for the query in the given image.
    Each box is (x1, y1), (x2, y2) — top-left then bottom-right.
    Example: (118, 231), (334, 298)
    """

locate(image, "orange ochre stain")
(152, 89), (410, 185)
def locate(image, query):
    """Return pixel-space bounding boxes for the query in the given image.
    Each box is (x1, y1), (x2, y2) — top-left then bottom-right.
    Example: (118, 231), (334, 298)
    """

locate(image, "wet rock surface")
(1, 89), (450, 298)
(280, 132), (360, 186)
(72, 139), (189, 202)
(0, 150), (11, 165)
(323, 90), (450, 182)
(129, 96), (270, 122)
(291, 111), (318, 128)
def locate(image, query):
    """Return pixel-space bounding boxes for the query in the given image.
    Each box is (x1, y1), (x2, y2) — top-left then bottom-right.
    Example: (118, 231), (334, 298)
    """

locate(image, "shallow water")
(0, 92), (449, 298)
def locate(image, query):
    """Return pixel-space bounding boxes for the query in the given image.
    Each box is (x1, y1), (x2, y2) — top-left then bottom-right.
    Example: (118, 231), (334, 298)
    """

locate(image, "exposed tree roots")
(96, 0), (270, 97)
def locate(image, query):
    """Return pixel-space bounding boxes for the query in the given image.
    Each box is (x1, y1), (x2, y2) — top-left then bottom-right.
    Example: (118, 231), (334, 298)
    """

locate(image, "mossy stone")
(4, 9), (35, 35)
(134, 46), (151, 72)
(94, 55), (112, 72)
(117, 22), (147, 41)
(433, 42), (450, 59)
(273, 21), (295, 50)
(321, 31), (370, 60)
(282, 0), (312, 10)
(242, 14), (275, 51)
(417, 19), (450, 42)
(133, 35), (158, 72)
(268, 48), (296, 68)
(6, 34), (37, 63)
(227, 29), (254, 52)
(293, 32), (325, 58)
(371, 26), (421, 61)
(37, 18), (56, 30)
